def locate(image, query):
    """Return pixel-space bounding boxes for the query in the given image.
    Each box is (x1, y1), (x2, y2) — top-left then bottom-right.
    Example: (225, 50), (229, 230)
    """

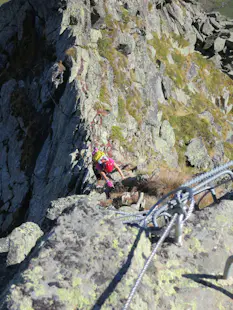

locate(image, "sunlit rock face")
(1, 0), (233, 236)
(1, 194), (233, 310)
(0, 1), (233, 308)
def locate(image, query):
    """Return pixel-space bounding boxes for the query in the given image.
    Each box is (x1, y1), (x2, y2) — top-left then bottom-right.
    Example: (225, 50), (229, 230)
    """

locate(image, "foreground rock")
(2, 195), (151, 310)
(1, 195), (233, 309)
(0, 222), (43, 266)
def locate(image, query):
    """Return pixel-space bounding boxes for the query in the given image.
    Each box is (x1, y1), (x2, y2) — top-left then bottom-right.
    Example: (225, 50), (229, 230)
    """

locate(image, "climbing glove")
(106, 180), (114, 188)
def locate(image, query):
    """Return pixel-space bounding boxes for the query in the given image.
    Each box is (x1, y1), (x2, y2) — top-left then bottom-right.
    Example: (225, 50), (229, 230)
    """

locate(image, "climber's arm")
(114, 162), (125, 179)
(99, 170), (114, 187)
(99, 170), (109, 183)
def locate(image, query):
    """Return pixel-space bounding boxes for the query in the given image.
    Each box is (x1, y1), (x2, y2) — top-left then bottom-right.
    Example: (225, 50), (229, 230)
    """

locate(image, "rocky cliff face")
(1, 0), (233, 308)
(0, 0), (95, 234)
(1, 0), (233, 236)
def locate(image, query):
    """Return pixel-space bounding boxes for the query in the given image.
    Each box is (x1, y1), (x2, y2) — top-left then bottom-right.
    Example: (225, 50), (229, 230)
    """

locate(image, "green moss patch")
(126, 89), (143, 123)
(224, 142), (233, 160)
(117, 96), (126, 122)
(169, 114), (214, 146)
(171, 33), (189, 48)
(97, 13), (146, 124)
(99, 83), (111, 105)
(110, 126), (125, 143)
(148, 32), (170, 61)
(0, 0), (10, 5)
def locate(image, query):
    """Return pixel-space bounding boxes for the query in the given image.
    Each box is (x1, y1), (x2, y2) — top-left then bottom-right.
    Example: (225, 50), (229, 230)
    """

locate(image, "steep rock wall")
(0, 0), (95, 234)
(1, 0), (233, 234)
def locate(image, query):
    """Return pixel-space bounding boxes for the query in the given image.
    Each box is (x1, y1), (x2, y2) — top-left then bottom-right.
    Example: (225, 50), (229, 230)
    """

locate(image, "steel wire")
(122, 214), (178, 310)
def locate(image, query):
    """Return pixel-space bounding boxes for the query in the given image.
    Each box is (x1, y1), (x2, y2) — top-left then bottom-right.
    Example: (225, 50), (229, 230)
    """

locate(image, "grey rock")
(162, 76), (172, 99)
(0, 0), (96, 234)
(212, 142), (225, 166)
(1, 0), (233, 282)
(209, 17), (221, 30)
(3, 197), (152, 309)
(115, 33), (135, 55)
(219, 31), (231, 41)
(203, 34), (218, 49)
(214, 37), (226, 53)
(160, 120), (175, 147)
(210, 53), (222, 69)
(201, 19), (215, 36)
(46, 193), (103, 221)
(154, 136), (178, 168)
(187, 62), (198, 80)
(185, 138), (213, 169)
(3, 195), (233, 309)
(0, 238), (9, 253)
(192, 25), (204, 42)
(6, 222), (43, 266)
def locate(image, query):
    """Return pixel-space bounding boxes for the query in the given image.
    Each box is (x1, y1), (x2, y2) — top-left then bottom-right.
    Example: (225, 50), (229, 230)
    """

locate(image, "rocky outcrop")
(1, 194), (152, 310)
(1, 0), (233, 306)
(0, 222), (43, 266)
(1, 0), (233, 235)
(185, 137), (213, 169)
(1, 194), (233, 309)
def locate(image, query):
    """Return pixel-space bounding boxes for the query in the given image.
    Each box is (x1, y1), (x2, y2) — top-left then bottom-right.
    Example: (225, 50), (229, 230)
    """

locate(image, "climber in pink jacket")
(92, 147), (125, 188)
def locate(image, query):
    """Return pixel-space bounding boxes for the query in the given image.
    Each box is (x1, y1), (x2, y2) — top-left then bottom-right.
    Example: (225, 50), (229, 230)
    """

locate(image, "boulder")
(214, 37), (226, 53)
(154, 136), (178, 168)
(219, 31), (231, 39)
(209, 53), (222, 69)
(1, 222), (44, 266)
(115, 33), (135, 56)
(209, 17), (221, 30)
(203, 34), (218, 50)
(201, 19), (215, 36)
(185, 137), (213, 169)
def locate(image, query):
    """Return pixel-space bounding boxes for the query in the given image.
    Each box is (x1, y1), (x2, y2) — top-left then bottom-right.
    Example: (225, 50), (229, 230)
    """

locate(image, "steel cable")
(122, 214), (178, 310)
(183, 161), (233, 188)
(120, 162), (233, 310)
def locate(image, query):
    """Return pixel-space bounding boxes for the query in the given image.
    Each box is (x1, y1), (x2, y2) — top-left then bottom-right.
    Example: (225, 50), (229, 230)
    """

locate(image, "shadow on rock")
(183, 273), (233, 299)
(92, 228), (143, 310)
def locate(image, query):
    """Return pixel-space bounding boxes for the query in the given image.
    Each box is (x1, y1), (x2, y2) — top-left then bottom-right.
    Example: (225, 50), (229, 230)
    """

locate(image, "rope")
(123, 214), (178, 310)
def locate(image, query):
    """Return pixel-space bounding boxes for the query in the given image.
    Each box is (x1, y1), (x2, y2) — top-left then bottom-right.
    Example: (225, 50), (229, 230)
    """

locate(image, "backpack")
(93, 150), (106, 163)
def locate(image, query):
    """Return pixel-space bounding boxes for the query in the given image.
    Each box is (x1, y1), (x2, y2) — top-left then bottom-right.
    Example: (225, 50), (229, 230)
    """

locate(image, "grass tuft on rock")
(110, 126), (125, 143)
